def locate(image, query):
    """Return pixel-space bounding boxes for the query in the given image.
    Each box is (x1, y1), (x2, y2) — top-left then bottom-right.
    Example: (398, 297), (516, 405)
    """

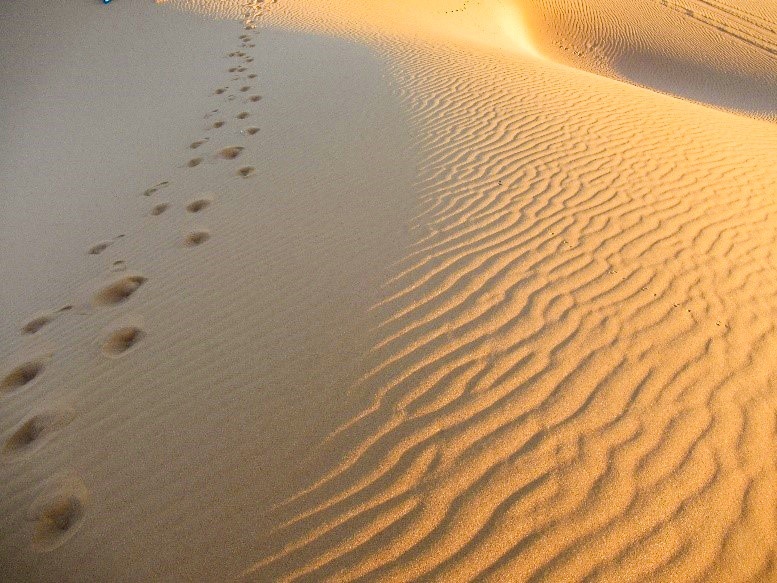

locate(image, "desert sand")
(1, 0), (777, 581)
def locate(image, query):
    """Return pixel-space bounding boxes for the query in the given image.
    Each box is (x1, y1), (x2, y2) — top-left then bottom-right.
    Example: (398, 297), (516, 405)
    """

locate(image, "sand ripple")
(237, 2), (777, 581)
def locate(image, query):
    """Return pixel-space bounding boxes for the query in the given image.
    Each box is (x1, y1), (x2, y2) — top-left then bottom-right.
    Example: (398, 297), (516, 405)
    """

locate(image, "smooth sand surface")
(2, 0), (777, 581)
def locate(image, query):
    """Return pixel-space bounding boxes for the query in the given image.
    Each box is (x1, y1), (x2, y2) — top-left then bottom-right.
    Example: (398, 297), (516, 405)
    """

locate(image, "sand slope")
(521, 0), (777, 118)
(3, 0), (777, 581)
(1, 3), (416, 580)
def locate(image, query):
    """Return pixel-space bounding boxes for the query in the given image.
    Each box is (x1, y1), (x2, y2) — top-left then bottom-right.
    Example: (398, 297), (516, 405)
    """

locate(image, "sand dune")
(2, 0), (777, 581)
(521, 0), (777, 117)
(233, 3), (777, 580)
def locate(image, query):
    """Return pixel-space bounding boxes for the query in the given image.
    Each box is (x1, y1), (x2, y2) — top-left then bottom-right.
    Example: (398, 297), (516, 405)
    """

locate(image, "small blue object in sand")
(103, 0), (111, 4)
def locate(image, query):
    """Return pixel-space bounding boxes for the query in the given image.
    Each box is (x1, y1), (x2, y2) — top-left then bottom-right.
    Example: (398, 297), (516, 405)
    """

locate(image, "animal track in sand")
(215, 88), (226, 95)
(22, 314), (54, 334)
(1, 358), (47, 393)
(29, 478), (88, 552)
(240, 86), (251, 92)
(151, 202), (169, 216)
(88, 241), (112, 255)
(184, 230), (210, 247)
(3, 409), (75, 457)
(186, 197), (212, 213)
(248, 74), (257, 79)
(249, 95), (262, 102)
(191, 140), (207, 149)
(243, 127), (260, 135)
(237, 67), (247, 72)
(236, 112), (250, 119)
(212, 121), (225, 129)
(34, 497), (83, 549)
(110, 261), (126, 272)
(187, 157), (203, 168)
(228, 67), (238, 73)
(102, 326), (144, 357)
(217, 146), (243, 160)
(93, 275), (146, 306)
(238, 166), (255, 177)
(142, 181), (169, 197)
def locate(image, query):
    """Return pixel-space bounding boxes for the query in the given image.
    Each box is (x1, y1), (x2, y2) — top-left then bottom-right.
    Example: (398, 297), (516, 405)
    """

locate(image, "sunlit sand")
(1, 0), (776, 580)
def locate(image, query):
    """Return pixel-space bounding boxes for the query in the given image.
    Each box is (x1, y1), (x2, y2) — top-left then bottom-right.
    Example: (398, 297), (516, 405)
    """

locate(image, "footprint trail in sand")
(0, 16), (268, 562)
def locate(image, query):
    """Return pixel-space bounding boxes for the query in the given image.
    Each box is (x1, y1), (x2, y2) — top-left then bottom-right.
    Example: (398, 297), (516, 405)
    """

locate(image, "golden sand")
(1, 0), (776, 580)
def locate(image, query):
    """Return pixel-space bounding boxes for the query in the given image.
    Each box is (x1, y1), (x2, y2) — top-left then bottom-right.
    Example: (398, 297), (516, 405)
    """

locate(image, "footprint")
(228, 67), (238, 73)
(150, 202), (169, 216)
(185, 230), (210, 247)
(3, 408), (75, 457)
(236, 112), (249, 120)
(190, 140), (207, 149)
(187, 157), (204, 168)
(88, 241), (113, 255)
(243, 127), (260, 136)
(248, 74), (257, 79)
(1, 358), (47, 394)
(249, 95), (262, 102)
(102, 325), (144, 357)
(110, 261), (126, 272)
(238, 166), (255, 178)
(186, 197), (212, 213)
(239, 86), (251, 92)
(212, 121), (225, 129)
(28, 477), (88, 552)
(22, 313), (54, 335)
(143, 181), (170, 197)
(93, 274), (146, 306)
(215, 88), (227, 95)
(245, 58), (254, 63)
(237, 67), (247, 72)
(217, 146), (243, 160)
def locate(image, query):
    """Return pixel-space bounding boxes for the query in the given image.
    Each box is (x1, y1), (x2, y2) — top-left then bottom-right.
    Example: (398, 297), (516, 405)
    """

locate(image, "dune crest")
(176, 0), (776, 116)
(519, 0), (777, 118)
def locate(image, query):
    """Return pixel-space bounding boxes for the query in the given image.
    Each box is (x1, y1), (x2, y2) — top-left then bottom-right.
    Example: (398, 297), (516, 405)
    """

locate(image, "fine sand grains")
(519, 0), (777, 118)
(1, 7), (304, 574)
(3, 0), (777, 581)
(228, 1), (777, 581)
